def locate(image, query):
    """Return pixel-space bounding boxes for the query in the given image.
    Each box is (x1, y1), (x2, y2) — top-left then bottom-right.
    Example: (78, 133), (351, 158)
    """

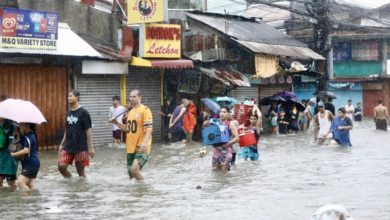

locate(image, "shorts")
(238, 146), (259, 161)
(58, 149), (90, 167)
(171, 130), (187, 143)
(113, 129), (122, 140)
(0, 174), (17, 181)
(212, 146), (233, 171)
(21, 167), (39, 179)
(127, 153), (148, 173)
(376, 119), (388, 131)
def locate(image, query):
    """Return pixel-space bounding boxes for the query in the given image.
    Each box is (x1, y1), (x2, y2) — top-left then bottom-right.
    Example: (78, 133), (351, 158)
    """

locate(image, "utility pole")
(312, 0), (332, 91)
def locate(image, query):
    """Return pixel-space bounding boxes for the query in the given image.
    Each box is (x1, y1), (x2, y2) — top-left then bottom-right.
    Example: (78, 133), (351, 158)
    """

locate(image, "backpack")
(202, 118), (231, 145)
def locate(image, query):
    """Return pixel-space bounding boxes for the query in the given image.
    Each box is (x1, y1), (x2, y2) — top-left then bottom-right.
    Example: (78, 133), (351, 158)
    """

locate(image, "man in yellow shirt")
(111, 90), (152, 181)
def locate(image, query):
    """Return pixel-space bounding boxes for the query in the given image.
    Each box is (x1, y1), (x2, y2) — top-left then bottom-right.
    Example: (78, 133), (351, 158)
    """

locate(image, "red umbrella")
(0, 99), (47, 124)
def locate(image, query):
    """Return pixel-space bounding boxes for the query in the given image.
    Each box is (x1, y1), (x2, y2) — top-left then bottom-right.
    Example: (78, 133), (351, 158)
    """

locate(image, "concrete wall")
(17, 0), (120, 47)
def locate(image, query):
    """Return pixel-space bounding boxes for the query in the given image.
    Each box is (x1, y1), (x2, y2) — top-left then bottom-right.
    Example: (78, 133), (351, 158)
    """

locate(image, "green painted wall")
(334, 61), (383, 77)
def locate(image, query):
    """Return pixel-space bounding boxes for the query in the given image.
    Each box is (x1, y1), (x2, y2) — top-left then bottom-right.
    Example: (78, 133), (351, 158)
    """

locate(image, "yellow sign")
(127, 0), (168, 24)
(139, 24), (181, 58)
(1, 36), (57, 50)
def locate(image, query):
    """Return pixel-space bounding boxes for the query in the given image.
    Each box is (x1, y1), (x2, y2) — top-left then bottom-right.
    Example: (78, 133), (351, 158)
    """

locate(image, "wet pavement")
(0, 120), (389, 219)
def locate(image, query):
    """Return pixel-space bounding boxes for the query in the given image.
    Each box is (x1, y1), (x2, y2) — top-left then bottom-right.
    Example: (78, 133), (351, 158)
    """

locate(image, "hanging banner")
(127, 0), (168, 24)
(139, 23), (181, 58)
(0, 7), (58, 50)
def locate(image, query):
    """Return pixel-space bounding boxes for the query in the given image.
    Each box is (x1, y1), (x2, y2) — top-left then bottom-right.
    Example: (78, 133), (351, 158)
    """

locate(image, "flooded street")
(1, 120), (389, 219)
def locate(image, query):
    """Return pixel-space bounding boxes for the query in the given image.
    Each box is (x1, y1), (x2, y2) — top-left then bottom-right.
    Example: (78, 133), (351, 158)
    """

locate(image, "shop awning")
(198, 64), (251, 87)
(82, 60), (128, 74)
(0, 23), (102, 58)
(130, 56), (194, 69)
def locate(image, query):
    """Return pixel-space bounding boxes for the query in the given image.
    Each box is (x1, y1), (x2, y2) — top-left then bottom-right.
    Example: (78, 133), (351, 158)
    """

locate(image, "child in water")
(269, 111), (278, 134)
(278, 111), (289, 134)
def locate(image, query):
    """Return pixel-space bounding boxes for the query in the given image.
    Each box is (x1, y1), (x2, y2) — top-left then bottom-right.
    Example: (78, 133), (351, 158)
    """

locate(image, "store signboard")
(0, 7), (58, 50)
(127, 0), (167, 24)
(139, 23), (181, 58)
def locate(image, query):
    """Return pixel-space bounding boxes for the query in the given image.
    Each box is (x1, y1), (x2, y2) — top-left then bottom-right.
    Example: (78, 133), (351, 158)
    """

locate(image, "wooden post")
(120, 74), (126, 106)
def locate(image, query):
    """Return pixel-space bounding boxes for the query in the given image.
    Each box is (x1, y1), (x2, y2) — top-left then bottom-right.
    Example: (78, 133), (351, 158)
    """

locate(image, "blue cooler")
(202, 119), (231, 145)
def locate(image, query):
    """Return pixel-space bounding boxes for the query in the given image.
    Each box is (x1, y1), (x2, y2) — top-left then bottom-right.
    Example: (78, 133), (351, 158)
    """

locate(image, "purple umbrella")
(201, 98), (221, 114)
(273, 91), (297, 101)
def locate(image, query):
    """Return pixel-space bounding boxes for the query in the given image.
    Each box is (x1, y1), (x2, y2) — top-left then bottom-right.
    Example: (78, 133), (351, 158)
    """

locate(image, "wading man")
(58, 90), (95, 178)
(374, 99), (390, 131)
(111, 90), (152, 181)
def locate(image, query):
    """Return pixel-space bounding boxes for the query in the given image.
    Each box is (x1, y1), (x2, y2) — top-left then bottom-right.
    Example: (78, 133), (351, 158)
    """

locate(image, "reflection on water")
(1, 120), (389, 219)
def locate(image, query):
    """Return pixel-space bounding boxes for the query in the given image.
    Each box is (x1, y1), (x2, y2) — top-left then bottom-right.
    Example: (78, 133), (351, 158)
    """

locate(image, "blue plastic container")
(202, 119), (231, 145)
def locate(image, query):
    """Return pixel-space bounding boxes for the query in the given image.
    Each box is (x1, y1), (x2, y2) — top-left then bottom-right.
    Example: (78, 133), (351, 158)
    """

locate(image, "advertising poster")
(0, 7), (58, 50)
(139, 23), (181, 58)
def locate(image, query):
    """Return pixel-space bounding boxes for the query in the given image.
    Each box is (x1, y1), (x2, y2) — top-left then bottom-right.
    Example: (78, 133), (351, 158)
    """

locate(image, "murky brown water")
(1, 120), (389, 219)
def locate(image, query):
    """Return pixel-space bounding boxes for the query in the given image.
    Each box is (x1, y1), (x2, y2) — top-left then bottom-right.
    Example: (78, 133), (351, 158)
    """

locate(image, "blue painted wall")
(328, 83), (363, 112)
(294, 82), (316, 102)
(294, 82), (363, 113)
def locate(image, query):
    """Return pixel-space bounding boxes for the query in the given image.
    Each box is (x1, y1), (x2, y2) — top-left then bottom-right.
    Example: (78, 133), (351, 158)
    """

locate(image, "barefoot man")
(58, 90), (95, 178)
(111, 90), (152, 181)
(313, 102), (334, 144)
(374, 99), (390, 131)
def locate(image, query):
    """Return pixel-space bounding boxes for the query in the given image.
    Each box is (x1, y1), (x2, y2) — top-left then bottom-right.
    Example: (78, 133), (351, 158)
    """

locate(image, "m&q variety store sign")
(0, 8), (58, 50)
(139, 23), (181, 58)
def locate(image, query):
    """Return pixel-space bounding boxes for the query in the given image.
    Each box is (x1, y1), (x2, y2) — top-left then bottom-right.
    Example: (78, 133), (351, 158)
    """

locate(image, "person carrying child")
(0, 118), (17, 189)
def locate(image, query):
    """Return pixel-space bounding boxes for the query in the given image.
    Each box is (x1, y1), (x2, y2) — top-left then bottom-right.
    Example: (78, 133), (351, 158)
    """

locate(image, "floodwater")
(1, 120), (389, 220)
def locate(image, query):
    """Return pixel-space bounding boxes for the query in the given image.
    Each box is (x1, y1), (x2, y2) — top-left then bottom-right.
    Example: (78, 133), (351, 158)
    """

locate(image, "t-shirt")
(126, 104), (153, 154)
(354, 107), (362, 121)
(345, 105), (354, 120)
(64, 107), (92, 153)
(21, 132), (40, 169)
(109, 105), (126, 131)
(344, 116), (353, 126)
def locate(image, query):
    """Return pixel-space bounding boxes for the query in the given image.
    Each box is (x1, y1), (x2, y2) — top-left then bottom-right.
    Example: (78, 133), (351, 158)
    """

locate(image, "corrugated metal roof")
(236, 40), (325, 60)
(186, 12), (307, 47)
(197, 62), (250, 87)
(186, 11), (325, 60)
(0, 23), (103, 58)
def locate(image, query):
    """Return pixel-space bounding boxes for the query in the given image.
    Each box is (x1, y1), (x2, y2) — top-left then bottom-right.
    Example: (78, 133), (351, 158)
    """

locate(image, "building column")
(382, 40), (388, 76)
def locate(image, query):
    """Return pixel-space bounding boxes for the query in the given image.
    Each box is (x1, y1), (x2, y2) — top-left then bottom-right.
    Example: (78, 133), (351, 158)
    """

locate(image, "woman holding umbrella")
(0, 98), (46, 190)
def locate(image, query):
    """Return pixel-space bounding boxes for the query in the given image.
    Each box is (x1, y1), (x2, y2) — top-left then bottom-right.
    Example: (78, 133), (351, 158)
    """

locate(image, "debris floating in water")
(196, 185), (202, 189)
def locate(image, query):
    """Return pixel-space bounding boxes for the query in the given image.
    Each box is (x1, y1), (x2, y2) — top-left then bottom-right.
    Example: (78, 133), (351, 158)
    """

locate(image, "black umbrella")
(259, 95), (286, 105)
(313, 91), (337, 99)
(282, 100), (306, 112)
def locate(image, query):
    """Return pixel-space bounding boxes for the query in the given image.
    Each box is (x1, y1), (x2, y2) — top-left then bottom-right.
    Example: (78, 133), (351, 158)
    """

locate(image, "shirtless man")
(374, 99), (390, 131)
(313, 102), (334, 144)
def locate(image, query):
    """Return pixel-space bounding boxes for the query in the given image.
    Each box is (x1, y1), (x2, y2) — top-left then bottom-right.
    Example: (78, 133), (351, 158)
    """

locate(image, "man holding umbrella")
(58, 90), (95, 178)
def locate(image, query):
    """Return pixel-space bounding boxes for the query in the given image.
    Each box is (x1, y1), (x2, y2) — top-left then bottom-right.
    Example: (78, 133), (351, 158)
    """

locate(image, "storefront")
(0, 19), (103, 147)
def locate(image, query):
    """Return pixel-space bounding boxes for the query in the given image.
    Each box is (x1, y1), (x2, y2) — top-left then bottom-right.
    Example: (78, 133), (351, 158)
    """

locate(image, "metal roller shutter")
(127, 68), (162, 143)
(76, 74), (121, 146)
(230, 86), (259, 103)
